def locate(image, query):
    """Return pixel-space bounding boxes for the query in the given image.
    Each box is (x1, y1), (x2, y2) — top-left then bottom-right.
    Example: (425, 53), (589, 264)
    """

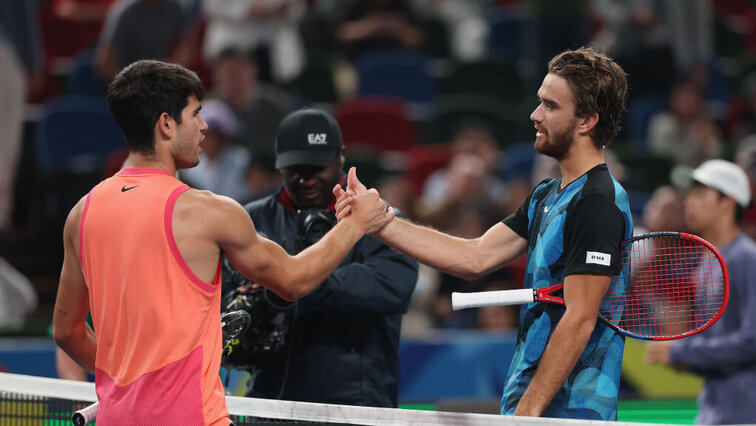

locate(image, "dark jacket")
(232, 186), (418, 407)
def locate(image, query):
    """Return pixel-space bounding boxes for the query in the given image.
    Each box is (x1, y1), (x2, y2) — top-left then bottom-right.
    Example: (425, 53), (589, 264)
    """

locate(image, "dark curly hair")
(548, 48), (628, 148)
(106, 60), (205, 155)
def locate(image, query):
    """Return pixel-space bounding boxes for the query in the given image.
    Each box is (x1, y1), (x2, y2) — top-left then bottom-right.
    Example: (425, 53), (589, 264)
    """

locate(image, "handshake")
(331, 167), (395, 235)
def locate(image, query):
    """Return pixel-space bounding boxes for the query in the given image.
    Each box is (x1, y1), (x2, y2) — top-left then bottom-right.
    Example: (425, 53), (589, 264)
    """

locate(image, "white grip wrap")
(452, 289), (536, 310)
(72, 402), (98, 426)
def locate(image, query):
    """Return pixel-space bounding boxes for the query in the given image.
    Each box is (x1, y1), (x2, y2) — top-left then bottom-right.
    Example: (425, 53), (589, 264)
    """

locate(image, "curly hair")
(106, 60), (205, 155)
(548, 48), (628, 148)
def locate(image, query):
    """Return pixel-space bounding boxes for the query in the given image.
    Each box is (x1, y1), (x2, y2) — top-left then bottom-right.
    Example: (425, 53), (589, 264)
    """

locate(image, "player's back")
(78, 167), (229, 425)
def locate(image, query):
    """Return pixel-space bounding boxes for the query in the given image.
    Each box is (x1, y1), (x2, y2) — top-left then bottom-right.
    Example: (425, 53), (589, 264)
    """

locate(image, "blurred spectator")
(414, 0), (487, 61)
(95, 0), (197, 81)
(429, 200), (506, 328)
(0, 1), (42, 231)
(179, 99), (252, 202)
(647, 80), (723, 168)
(420, 122), (506, 219)
(335, 0), (425, 61)
(208, 47), (294, 155)
(375, 174), (418, 221)
(0, 256), (37, 331)
(244, 150), (282, 202)
(202, 0), (306, 83)
(591, 0), (712, 95)
(730, 72), (756, 143)
(645, 159), (756, 425)
(639, 185), (685, 234)
(735, 135), (756, 240)
(522, 0), (590, 82)
(49, 0), (117, 58)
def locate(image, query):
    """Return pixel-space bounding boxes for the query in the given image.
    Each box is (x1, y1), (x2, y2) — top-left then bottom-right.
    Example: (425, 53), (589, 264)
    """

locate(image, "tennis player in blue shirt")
(334, 47), (633, 420)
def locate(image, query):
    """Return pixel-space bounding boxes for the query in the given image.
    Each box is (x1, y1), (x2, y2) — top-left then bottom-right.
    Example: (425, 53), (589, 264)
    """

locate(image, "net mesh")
(0, 372), (685, 426)
(601, 233), (728, 340)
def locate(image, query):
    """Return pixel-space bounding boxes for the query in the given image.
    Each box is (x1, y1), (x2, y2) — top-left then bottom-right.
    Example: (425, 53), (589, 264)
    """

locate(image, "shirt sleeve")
(563, 193), (625, 276)
(502, 189), (533, 239)
(301, 236), (419, 315)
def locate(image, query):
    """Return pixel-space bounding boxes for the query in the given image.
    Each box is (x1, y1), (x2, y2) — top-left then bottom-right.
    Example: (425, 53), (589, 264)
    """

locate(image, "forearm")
(375, 218), (482, 279)
(278, 219), (364, 300)
(515, 314), (595, 416)
(54, 325), (96, 375)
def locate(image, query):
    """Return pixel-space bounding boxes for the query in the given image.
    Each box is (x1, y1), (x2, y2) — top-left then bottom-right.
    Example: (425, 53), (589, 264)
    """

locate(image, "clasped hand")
(332, 167), (394, 234)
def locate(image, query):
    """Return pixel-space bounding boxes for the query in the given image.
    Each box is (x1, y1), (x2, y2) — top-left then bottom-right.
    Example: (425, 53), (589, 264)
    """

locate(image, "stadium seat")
(66, 50), (108, 97)
(36, 96), (125, 174)
(35, 96), (127, 228)
(335, 98), (418, 153)
(404, 144), (453, 196)
(288, 55), (338, 104)
(441, 58), (525, 103)
(427, 94), (533, 147)
(355, 50), (437, 105)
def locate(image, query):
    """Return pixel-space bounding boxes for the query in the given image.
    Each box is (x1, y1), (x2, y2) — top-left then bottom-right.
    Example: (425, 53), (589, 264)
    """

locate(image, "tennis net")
(0, 372), (669, 426)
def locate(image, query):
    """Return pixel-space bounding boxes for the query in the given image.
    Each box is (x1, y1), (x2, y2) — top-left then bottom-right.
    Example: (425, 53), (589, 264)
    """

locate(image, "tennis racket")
(452, 232), (729, 340)
(70, 310), (252, 425)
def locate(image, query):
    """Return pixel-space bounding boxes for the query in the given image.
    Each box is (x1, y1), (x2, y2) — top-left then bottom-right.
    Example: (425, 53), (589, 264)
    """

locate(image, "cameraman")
(225, 109), (418, 407)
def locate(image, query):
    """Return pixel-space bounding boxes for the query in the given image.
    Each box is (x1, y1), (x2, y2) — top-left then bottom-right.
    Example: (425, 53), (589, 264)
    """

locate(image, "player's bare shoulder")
(63, 194), (89, 242)
(173, 188), (252, 237)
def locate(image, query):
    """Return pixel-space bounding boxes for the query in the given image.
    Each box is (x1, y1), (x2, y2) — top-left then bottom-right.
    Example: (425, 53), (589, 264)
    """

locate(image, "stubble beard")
(534, 122), (576, 161)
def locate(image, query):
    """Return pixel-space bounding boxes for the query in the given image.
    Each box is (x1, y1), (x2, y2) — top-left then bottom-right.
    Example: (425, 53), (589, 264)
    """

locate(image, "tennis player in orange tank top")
(52, 60), (394, 425)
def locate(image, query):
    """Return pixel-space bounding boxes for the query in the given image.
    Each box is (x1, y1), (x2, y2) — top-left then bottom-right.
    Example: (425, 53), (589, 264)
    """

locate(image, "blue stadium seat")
(35, 96), (125, 174)
(66, 50), (108, 97)
(355, 50), (437, 105)
(35, 96), (127, 228)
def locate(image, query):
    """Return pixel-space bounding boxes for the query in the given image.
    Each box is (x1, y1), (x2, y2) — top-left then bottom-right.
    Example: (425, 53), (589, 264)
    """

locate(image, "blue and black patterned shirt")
(500, 163), (633, 420)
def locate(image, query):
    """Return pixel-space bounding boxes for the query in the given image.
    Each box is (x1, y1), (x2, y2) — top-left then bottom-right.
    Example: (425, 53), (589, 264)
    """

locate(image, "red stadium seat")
(404, 144), (453, 196)
(334, 98), (418, 153)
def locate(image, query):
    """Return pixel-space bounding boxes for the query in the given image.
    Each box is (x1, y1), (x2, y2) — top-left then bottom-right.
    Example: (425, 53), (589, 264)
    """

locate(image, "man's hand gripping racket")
(453, 232), (729, 340)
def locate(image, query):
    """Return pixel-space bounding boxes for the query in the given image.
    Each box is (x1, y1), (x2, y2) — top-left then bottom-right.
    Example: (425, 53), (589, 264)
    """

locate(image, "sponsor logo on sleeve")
(586, 251), (611, 266)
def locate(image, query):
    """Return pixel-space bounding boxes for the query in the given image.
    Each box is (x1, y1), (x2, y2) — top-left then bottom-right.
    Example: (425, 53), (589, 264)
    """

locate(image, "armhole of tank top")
(78, 192), (93, 272)
(164, 185), (220, 293)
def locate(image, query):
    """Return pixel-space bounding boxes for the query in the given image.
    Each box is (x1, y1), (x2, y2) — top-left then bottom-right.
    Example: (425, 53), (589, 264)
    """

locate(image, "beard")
(534, 120), (577, 160)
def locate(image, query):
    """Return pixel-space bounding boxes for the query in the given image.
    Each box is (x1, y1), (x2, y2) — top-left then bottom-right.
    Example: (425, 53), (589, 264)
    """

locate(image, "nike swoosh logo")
(121, 185), (139, 192)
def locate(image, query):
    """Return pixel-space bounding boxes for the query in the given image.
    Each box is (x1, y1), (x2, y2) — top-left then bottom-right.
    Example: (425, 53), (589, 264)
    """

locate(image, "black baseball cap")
(275, 109), (343, 169)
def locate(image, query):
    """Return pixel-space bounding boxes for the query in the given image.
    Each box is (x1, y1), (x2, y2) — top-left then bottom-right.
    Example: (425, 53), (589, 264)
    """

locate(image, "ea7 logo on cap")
(586, 251), (611, 266)
(307, 133), (328, 145)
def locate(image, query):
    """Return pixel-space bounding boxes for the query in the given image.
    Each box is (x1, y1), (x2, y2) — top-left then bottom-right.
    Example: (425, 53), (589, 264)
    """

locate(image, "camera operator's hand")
(333, 167), (394, 234)
(237, 283), (260, 294)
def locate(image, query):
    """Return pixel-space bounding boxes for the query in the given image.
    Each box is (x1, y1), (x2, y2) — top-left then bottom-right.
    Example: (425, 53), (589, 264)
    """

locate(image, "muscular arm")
(206, 191), (388, 302)
(514, 273), (609, 416)
(52, 199), (96, 374)
(335, 168), (526, 279)
(375, 219), (527, 281)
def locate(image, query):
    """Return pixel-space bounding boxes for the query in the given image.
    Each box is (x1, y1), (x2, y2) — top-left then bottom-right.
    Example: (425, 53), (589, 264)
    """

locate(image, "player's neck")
(122, 152), (178, 177)
(557, 141), (604, 189)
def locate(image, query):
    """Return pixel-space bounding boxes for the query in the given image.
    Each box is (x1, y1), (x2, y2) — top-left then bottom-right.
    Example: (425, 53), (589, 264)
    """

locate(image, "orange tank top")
(78, 168), (230, 425)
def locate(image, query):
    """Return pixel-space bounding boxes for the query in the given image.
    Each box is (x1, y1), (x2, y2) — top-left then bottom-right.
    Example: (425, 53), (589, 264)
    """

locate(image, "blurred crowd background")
(0, 0), (755, 340)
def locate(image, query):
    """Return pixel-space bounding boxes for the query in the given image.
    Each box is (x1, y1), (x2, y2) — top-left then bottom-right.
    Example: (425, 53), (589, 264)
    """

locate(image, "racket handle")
(72, 401), (98, 426)
(452, 289), (535, 310)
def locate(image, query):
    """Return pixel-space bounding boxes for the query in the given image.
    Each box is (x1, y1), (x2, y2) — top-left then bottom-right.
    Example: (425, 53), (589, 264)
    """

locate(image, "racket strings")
(601, 235), (727, 339)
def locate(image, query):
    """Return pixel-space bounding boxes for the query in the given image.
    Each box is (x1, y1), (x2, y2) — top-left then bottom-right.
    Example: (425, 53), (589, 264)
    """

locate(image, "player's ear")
(577, 112), (599, 135)
(156, 112), (174, 139)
